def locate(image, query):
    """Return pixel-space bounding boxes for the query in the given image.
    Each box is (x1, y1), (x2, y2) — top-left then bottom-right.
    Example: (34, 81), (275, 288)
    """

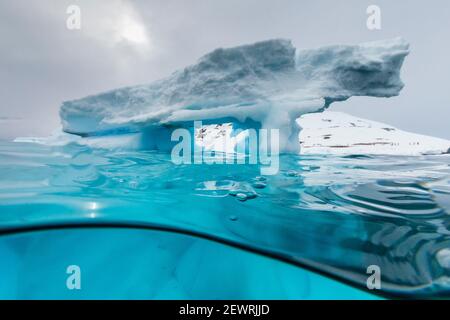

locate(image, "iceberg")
(60, 38), (409, 152)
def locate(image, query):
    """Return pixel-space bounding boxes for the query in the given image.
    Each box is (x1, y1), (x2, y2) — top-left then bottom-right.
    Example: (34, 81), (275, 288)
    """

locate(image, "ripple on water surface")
(1, 142), (450, 298)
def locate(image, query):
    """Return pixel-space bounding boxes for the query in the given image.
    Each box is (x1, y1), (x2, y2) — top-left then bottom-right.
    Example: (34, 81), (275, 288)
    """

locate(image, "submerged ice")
(60, 38), (409, 152)
(2, 139), (450, 298)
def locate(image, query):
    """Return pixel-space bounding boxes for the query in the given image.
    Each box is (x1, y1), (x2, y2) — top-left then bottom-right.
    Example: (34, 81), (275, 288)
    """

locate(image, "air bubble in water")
(436, 248), (450, 269)
(252, 181), (266, 189)
(236, 193), (248, 201)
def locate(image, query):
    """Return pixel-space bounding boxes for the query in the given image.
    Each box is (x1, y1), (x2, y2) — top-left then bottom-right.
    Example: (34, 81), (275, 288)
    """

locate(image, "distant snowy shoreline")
(298, 112), (450, 156)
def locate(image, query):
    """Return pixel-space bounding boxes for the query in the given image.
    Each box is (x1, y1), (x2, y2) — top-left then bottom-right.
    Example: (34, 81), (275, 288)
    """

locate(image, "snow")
(14, 128), (142, 150)
(195, 123), (235, 153)
(60, 38), (409, 153)
(14, 128), (81, 146)
(298, 112), (450, 156)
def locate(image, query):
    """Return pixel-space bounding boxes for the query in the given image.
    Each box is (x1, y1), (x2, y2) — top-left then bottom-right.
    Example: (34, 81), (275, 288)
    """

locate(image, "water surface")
(1, 141), (450, 298)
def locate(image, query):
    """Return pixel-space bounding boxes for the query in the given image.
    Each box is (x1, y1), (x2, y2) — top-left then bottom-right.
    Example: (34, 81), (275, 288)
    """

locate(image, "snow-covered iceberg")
(60, 38), (409, 153)
(298, 111), (450, 156)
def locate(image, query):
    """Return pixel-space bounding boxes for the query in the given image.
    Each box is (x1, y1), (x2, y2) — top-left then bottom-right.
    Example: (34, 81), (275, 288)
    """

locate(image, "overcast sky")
(0, 0), (449, 140)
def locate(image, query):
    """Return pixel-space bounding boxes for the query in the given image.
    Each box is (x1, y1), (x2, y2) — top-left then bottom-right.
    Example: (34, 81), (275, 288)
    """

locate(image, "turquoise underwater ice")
(0, 228), (377, 299)
(1, 141), (450, 299)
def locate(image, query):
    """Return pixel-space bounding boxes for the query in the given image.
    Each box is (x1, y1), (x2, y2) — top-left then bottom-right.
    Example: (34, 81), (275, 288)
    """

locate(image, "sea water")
(0, 140), (450, 299)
